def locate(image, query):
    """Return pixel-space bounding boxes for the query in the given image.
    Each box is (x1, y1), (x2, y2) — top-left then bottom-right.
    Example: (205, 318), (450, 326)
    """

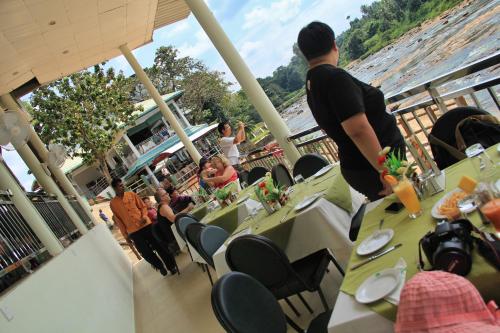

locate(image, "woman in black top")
(298, 22), (405, 200)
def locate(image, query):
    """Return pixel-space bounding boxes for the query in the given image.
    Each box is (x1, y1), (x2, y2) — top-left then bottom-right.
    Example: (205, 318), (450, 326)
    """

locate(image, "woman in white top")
(217, 121), (246, 169)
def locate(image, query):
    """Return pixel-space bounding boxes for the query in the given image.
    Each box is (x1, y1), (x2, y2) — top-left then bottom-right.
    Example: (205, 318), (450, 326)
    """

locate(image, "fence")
(243, 52), (499, 173)
(66, 195), (94, 229)
(0, 191), (48, 293)
(27, 193), (80, 247)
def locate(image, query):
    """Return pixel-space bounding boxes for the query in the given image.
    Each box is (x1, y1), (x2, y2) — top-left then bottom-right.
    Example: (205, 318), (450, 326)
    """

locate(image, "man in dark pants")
(298, 22), (405, 201)
(110, 178), (177, 275)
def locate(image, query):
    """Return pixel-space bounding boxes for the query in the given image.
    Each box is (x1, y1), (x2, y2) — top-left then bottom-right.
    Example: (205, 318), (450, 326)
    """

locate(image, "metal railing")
(0, 191), (48, 292)
(244, 52), (499, 173)
(27, 194), (80, 246)
(66, 196), (94, 229)
(136, 131), (170, 154)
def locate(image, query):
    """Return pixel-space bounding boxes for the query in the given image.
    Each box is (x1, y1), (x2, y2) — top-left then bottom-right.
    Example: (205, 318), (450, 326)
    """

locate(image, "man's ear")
(332, 40), (338, 52)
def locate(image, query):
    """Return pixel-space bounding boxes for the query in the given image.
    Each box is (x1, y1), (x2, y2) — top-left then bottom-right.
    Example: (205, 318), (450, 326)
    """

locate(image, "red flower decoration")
(381, 169), (388, 177)
(377, 155), (386, 166)
(259, 182), (266, 188)
(263, 189), (269, 195)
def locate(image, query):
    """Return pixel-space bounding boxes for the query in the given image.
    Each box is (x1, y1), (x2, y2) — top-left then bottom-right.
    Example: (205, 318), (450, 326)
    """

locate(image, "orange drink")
(481, 199), (500, 234)
(392, 177), (422, 219)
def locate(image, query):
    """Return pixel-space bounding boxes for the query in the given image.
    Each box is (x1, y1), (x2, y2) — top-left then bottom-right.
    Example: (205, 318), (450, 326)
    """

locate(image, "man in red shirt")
(110, 178), (177, 275)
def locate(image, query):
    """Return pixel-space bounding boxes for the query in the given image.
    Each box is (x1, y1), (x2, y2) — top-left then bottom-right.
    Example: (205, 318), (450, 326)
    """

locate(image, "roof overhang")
(0, 0), (190, 96)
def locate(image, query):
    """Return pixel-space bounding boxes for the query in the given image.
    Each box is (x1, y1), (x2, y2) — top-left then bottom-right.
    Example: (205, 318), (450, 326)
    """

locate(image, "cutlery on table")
(350, 243), (403, 271)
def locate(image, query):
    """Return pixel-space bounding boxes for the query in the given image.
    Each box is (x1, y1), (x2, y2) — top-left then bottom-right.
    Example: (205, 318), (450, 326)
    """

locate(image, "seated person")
(198, 157), (213, 193)
(154, 188), (194, 224)
(203, 155), (238, 189)
(142, 197), (158, 223)
(166, 187), (195, 214)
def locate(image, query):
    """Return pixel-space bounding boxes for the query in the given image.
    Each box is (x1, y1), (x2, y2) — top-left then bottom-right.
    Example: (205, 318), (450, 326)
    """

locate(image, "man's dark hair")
(297, 21), (336, 61)
(165, 187), (176, 195)
(157, 174), (166, 182)
(217, 121), (228, 135)
(111, 178), (122, 188)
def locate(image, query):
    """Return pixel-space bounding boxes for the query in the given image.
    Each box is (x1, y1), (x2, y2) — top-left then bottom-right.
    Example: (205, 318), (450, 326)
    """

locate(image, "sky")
(4, 0), (375, 190)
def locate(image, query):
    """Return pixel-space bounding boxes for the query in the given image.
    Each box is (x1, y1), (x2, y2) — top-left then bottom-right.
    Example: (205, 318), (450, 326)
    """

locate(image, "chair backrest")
(175, 214), (199, 241)
(429, 106), (489, 169)
(199, 226), (230, 267)
(225, 235), (293, 291)
(185, 222), (206, 251)
(211, 272), (287, 333)
(247, 167), (269, 185)
(292, 154), (329, 179)
(238, 170), (249, 187)
(271, 164), (293, 188)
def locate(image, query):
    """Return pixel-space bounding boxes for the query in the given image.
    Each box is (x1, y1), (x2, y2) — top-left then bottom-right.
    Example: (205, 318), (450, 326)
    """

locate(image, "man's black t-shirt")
(306, 65), (403, 170)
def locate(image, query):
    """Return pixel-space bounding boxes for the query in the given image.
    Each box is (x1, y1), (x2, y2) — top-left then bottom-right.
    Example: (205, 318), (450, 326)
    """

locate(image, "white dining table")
(212, 187), (366, 278)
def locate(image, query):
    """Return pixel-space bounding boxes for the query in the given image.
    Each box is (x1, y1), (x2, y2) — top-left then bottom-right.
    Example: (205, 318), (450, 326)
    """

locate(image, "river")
(282, 0), (500, 135)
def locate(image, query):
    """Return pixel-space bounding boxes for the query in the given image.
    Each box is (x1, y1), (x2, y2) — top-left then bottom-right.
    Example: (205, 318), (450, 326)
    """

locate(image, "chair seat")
(307, 310), (333, 333)
(272, 249), (331, 299)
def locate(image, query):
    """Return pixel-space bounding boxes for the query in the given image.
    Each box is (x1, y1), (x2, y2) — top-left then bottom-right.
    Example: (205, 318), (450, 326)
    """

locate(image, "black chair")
(292, 154), (329, 179)
(349, 203), (367, 242)
(151, 223), (180, 274)
(247, 166), (269, 185)
(185, 222), (214, 285)
(225, 235), (344, 315)
(198, 225), (230, 267)
(212, 272), (332, 333)
(175, 213), (199, 261)
(429, 106), (489, 170)
(238, 170), (249, 187)
(271, 164), (294, 187)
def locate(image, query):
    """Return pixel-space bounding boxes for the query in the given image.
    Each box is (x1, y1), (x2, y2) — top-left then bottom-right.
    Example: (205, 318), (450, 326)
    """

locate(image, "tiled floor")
(133, 250), (344, 333)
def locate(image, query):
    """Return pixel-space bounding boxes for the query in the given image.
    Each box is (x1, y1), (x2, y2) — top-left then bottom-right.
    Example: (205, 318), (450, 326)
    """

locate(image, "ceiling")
(0, 0), (190, 96)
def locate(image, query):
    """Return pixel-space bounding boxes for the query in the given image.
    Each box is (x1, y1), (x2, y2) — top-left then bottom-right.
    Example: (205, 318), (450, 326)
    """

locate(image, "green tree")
(30, 65), (138, 182)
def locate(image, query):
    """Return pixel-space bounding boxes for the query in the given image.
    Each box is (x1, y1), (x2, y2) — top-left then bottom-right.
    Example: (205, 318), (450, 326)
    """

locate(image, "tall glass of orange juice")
(481, 199), (500, 236)
(392, 177), (422, 219)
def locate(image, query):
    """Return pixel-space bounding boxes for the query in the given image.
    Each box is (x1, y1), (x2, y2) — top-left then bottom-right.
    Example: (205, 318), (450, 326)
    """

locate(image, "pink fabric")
(215, 166), (238, 189)
(395, 271), (500, 333)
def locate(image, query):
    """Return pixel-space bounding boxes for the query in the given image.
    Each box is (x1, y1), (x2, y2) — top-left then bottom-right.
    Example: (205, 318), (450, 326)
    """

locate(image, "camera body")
(420, 219), (473, 276)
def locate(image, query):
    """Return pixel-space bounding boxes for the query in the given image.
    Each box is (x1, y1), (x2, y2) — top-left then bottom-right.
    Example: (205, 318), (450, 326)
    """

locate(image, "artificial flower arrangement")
(254, 172), (289, 213)
(378, 146), (416, 185)
(214, 182), (238, 207)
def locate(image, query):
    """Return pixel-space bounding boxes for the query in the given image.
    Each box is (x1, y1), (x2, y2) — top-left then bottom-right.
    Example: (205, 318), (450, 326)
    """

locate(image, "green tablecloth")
(340, 147), (500, 322)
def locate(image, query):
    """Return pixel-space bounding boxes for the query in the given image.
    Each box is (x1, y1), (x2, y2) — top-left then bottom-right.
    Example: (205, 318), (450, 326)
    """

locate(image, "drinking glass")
(294, 174), (304, 184)
(392, 177), (422, 219)
(465, 143), (496, 182)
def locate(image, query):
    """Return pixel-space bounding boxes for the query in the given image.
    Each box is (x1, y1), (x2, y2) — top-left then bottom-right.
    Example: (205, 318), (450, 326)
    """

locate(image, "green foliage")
(338, 0), (462, 66)
(30, 65), (138, 181)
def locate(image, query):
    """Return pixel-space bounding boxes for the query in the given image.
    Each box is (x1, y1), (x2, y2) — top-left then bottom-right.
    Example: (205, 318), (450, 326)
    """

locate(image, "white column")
(0, 159), (63, 256)
(171, 101), (191, 128)
(0, 94), (98, 226)
(184, 0), (301, 164)
(119, 44), (202, 164)
(145, 166), (160, 187)
(15, 144), (88, 235)
(122, 133), (141, 157)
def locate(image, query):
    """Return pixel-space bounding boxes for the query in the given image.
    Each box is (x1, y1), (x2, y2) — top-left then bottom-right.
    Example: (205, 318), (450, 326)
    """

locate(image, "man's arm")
(112, 215), (129, 239)
(233, 122), (245, 144)
(179, 203), (194, 214)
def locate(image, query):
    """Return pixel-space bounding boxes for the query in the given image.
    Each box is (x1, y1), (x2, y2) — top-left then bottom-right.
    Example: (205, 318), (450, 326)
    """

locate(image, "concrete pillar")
(184, 0), (301, 164)
(0, 159), (63, 256)
(0, 94), (98, 226)
(145, 166), (160, 187)
(119, 44), (202, 164)
(171, 101), (191, 128)
(123, 133), (141, 157)
(15, 144), (88, 235)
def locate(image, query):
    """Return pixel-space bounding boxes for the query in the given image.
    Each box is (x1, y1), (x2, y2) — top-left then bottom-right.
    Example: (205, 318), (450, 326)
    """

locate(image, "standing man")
(218, 120), (246, 173)
(110, 178), (177, 275)
(297, 22), (405, 201)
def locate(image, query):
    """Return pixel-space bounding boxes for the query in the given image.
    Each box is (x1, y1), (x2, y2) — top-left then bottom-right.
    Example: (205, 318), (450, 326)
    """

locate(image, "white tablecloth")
(327, 199), (395, 333)
(212, 187), (366, 278)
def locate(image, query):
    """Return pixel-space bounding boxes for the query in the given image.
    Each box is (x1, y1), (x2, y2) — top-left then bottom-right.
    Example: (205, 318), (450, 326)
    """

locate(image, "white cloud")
(159, 20), (190, 40)
(239, 41), (263, 59)
(243, 0), (302, 30)
(178, 29), (213, 58)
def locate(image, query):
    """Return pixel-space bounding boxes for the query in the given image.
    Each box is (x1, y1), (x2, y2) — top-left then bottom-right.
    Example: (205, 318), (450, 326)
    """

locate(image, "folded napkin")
(323, 173), (353, 213)
(385, 257), (407, 305)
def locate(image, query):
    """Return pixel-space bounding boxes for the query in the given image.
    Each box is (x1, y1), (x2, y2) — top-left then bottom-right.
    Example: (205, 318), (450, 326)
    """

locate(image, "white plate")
(497, 143), (500, 153)
(431, 188), (476, 219)
(237, 195), (249, 204)
(294, 194), (321, 211)
(355, 268), (401, 304)
(357, 229), (394, 256)
(314, 164), (334, 178)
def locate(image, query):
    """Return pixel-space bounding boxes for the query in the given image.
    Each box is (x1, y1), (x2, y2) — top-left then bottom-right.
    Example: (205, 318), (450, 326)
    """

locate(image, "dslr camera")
(419, 219), (473, 276)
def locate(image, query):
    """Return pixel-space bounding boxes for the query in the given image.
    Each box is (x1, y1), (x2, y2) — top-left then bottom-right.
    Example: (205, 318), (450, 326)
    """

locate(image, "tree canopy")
(30, 65), (138, 181)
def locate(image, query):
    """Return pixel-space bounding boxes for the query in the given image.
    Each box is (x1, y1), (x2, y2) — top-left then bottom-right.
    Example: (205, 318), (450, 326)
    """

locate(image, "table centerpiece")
(255, 172), (289, 214)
